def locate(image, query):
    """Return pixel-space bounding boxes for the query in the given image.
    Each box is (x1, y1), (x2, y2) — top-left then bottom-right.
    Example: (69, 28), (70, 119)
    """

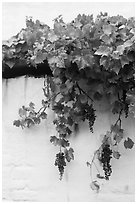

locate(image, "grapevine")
(2, 12), (134, 188)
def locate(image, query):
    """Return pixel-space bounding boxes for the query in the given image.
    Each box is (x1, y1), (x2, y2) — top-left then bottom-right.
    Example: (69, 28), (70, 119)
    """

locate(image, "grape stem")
(92, 161), (100, 174)
(37, 106), (47, 115)
(89, 150), (101, 180)
(115, 108), (123, 128)
(76, 82), (93, 102)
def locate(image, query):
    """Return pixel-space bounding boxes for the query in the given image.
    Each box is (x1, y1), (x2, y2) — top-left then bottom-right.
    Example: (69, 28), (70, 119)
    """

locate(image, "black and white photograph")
(2, 1), (135, 202)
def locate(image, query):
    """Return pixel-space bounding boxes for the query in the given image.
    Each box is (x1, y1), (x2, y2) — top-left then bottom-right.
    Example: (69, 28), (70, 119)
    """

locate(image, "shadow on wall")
(2, 60), (53, 79)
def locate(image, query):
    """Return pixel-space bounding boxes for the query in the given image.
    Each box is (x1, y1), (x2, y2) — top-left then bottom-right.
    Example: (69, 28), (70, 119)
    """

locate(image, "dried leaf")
(90, 181), (100, 191)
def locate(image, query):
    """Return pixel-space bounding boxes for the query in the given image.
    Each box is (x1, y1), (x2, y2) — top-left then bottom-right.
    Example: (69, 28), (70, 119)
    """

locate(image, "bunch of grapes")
(99, 144), (113, 180)
(55, 152), (66, 180)
(85, 106), (96, 133)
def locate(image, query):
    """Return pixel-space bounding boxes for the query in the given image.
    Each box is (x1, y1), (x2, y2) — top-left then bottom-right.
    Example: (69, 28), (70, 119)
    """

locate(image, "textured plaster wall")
(2, 77), (135, 202)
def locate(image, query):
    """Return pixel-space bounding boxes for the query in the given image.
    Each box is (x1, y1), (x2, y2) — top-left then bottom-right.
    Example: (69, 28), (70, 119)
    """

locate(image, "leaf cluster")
(13, 101), (48, 128)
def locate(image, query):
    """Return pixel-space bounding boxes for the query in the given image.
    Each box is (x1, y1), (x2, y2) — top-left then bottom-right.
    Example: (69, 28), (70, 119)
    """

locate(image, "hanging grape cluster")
(85, 105), (96, 133)
(55, 152), (66, 180)
(99, 144), (113, 180)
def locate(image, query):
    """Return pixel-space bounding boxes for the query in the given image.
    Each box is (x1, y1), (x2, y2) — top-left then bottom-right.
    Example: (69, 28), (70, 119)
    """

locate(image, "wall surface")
(2, 77), (135, 202)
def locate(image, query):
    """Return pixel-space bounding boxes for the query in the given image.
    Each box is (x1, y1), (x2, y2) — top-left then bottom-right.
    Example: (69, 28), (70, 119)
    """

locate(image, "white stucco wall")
(2, 77), (135, 202)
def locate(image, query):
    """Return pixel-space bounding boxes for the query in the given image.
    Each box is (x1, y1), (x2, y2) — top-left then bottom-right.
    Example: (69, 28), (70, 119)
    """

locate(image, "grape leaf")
(99, 56), (108, 66)
(48, 56), (65, 68)
(124, 40), (133, 48)
(120, 55), (129, 67)
(52, 103), (64, 114)
(34, 52), (47, 64)
(19, 107), (27, 118)
(73, 18), (82, 29)
(94, 46), (112, 56)
(112, 101), (123, 114)
(54, 19), (66, 37)
(29, 102), (35, 109)
(65, 80), (74, 90)
(124, 137), (134, 149)
(50, 136), (60, 146)
(42, 100), (48, 108)
(101, 34), (113, 44)
(111, 51), (120, 60)
(65, 127), (72, 135)
(23, 31), (36, 46)
(13, 120), (21, 127)
(40, 112), (47, 119)
(116, 45), (125, 55)
(60, 139), (70, 148)
(47, 31), (59, 42)
(66, 25), (81, 39)
(73, 56), (89, 70)
(111, 124), (122, 134)
(33, 117), (41, 124)
(60, 84), (69, 95)
(114, 132), (124, 144)
(25, 118), (35, 127)
(67, 117), (74, 126)
(127, 51), (135, 62)
(102, 25), (115, 35)
(79, 94), (87, 104)
(93, 92), (102, 101)
(111, 124), (124, 143)
(64, 147), (74, 162)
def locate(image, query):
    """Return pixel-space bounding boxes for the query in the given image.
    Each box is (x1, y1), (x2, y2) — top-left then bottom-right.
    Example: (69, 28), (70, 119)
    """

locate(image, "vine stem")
(89, 150), (100, 181)
(89, 163), (93, 181)
(37, 106), (46, 115)
(115, 108), (123, 128)
(76, 82), (93, 102)
(92, 161), (100, 174)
